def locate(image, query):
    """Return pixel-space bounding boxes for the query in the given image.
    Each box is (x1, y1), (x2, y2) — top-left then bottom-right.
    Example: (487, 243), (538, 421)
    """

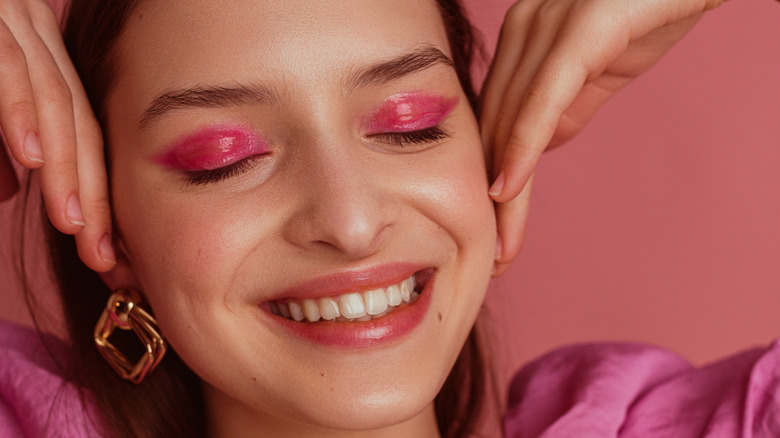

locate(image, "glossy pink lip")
(364, 92), (458, 133)
(264, 269), (436, 349)
(155, 125), (269, 170)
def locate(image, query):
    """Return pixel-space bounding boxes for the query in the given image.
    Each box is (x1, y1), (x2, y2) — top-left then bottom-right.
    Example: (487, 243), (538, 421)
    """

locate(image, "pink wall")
(1, 0), (778, 385)
(467, 0), (780, 385)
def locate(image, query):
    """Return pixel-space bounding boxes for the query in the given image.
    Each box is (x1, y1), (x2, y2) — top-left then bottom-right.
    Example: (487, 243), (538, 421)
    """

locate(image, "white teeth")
(288, 301), (305, 322)
(338, 293), (366, 319)
(274, 274), (421, 322)
(400, 279), (412, 303)
(385, 284), (402, 306)
(302, 299), (320, 322)
(318, 297), (340, 320)
(363, 288), (388, 315)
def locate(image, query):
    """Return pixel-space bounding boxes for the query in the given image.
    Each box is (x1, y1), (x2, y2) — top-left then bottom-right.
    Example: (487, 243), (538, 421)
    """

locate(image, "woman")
(0, 0), (752, 437)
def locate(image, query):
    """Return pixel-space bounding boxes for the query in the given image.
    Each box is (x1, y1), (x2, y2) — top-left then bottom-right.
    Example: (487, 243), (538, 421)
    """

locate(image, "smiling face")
(102, 0), (496, 435)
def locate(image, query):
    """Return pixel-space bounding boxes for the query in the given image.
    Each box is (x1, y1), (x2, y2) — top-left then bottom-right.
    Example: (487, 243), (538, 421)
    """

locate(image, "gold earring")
(93, 288), (166, 383)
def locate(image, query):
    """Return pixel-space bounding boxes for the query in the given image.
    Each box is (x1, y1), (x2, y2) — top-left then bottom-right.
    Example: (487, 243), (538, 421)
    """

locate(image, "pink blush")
(365, 93), (458, 133)
(155, 126), (269, 171)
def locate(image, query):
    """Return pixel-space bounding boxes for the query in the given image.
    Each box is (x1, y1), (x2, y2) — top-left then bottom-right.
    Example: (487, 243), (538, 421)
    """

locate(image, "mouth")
(268, 270), (429, 323)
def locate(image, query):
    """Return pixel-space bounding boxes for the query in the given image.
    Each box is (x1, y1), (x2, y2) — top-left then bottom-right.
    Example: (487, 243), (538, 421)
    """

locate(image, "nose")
(283, 141), (396, 260)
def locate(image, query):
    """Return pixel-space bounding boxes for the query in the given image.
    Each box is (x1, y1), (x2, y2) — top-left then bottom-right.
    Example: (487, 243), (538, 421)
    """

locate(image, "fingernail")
(488, 172), (505, 198)
(24, 132), (44, 163)
(66, 194), (86, 227)
(99, 234), (116, 264)
(495, 236), (503, 261)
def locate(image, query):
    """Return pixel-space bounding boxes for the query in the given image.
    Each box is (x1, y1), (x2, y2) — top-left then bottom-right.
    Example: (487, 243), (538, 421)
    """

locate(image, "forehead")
(114, 0), (450, 97)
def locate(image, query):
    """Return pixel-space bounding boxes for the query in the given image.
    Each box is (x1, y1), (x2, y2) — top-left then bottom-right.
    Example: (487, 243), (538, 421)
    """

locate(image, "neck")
(203, 383), (442, 438)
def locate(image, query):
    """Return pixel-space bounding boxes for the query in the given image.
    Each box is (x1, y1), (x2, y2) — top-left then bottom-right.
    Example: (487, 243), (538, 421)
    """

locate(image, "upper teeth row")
(271, 276), (418, 322)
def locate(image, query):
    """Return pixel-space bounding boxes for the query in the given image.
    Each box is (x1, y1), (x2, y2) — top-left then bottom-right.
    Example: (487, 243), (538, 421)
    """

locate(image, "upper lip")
(265, 262), (427, 303)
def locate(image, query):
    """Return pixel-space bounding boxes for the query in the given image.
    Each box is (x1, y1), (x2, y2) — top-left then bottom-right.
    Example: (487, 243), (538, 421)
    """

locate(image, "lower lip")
(264, 275), (434, 349)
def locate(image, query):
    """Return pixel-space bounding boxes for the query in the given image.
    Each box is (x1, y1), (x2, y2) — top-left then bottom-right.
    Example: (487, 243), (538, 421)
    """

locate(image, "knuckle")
(84, 196), (112, 218)
(0, 36), (26, 65)
(7, 97), (35, 115)
(524, 83), (546, 105)
(39, 81), (73, 106)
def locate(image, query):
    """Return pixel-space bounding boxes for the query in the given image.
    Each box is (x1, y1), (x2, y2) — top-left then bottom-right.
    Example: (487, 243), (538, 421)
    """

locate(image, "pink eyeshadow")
(155, 125), (269, 171)
(365, 93), (458, 133)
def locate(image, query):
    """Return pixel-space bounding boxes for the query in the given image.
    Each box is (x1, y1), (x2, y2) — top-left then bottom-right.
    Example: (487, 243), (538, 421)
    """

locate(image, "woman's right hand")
(481, 0), (728, 276)
(0, 0), (115, 271)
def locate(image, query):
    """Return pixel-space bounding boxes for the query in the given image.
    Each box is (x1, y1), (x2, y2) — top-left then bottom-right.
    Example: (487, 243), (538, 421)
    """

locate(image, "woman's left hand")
(482, 0), (727, 276)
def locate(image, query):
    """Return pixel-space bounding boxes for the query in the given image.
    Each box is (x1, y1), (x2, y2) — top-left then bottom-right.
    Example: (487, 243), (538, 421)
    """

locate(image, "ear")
(98, 236), (142, 293)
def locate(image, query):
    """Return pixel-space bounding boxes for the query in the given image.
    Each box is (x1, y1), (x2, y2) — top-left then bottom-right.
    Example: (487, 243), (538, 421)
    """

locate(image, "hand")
(0, 0), (114, 271)
(481, 0), (726, 276)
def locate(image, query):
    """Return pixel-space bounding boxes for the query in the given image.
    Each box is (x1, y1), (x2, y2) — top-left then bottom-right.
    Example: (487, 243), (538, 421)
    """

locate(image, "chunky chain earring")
(93, 289), (166, 383)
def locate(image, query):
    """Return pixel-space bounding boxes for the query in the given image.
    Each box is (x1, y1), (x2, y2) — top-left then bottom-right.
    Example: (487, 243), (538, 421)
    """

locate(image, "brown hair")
(29, 0), (494, 436)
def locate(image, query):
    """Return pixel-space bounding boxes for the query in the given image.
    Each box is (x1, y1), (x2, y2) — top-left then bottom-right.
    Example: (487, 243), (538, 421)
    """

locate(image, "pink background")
(1, 0), (779, 395)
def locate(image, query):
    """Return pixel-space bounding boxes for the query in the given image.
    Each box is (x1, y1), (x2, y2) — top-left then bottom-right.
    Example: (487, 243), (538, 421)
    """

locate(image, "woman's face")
(104, 0), (496, 434)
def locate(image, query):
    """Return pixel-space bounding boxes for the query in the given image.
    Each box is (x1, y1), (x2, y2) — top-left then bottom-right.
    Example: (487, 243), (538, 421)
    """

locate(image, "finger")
(20, 24), (84, 234)
(32, 6), (115, 270)
(493, 173), (534, 277)
(487, 2), (575, 206)
(489, 0), (572, 171)
(70, 103), (115, 271)
(72, 109), (115, 271)
(0, 17), (43, 168)
(479, 0), (539, 150)
(72, 102), (114, 271)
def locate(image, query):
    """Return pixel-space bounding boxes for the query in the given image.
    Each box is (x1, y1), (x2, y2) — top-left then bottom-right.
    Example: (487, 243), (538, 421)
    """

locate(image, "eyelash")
(185, 156), (260, 185)
(374, 126), (451, 147)
(184, 126), (451, 185)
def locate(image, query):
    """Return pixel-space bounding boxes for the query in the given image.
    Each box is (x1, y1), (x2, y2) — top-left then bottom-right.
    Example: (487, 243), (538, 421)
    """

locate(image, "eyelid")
(155, 125), (269, 171)
(364, 93), (458, 134)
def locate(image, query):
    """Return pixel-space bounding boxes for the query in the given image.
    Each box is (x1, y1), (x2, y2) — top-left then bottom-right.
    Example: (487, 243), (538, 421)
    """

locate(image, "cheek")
(412, 136), (495, 251)
(110, 160), (270, 315)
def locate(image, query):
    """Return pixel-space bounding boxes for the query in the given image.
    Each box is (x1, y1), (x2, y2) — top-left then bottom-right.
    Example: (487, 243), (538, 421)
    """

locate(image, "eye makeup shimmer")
(155, 125), (269, 171)
(364, 92), (458, 133)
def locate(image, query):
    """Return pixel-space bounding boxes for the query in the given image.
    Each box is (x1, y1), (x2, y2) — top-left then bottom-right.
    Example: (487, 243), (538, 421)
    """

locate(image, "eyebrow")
(347, 45), (454, 90)
(138, 84), (278, 128)
(138, 45), (454, 128)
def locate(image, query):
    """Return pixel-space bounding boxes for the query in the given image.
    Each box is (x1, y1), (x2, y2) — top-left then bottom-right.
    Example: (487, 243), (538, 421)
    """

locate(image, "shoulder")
(0, 319), (106, 437)
(504, 341), (780, 438)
